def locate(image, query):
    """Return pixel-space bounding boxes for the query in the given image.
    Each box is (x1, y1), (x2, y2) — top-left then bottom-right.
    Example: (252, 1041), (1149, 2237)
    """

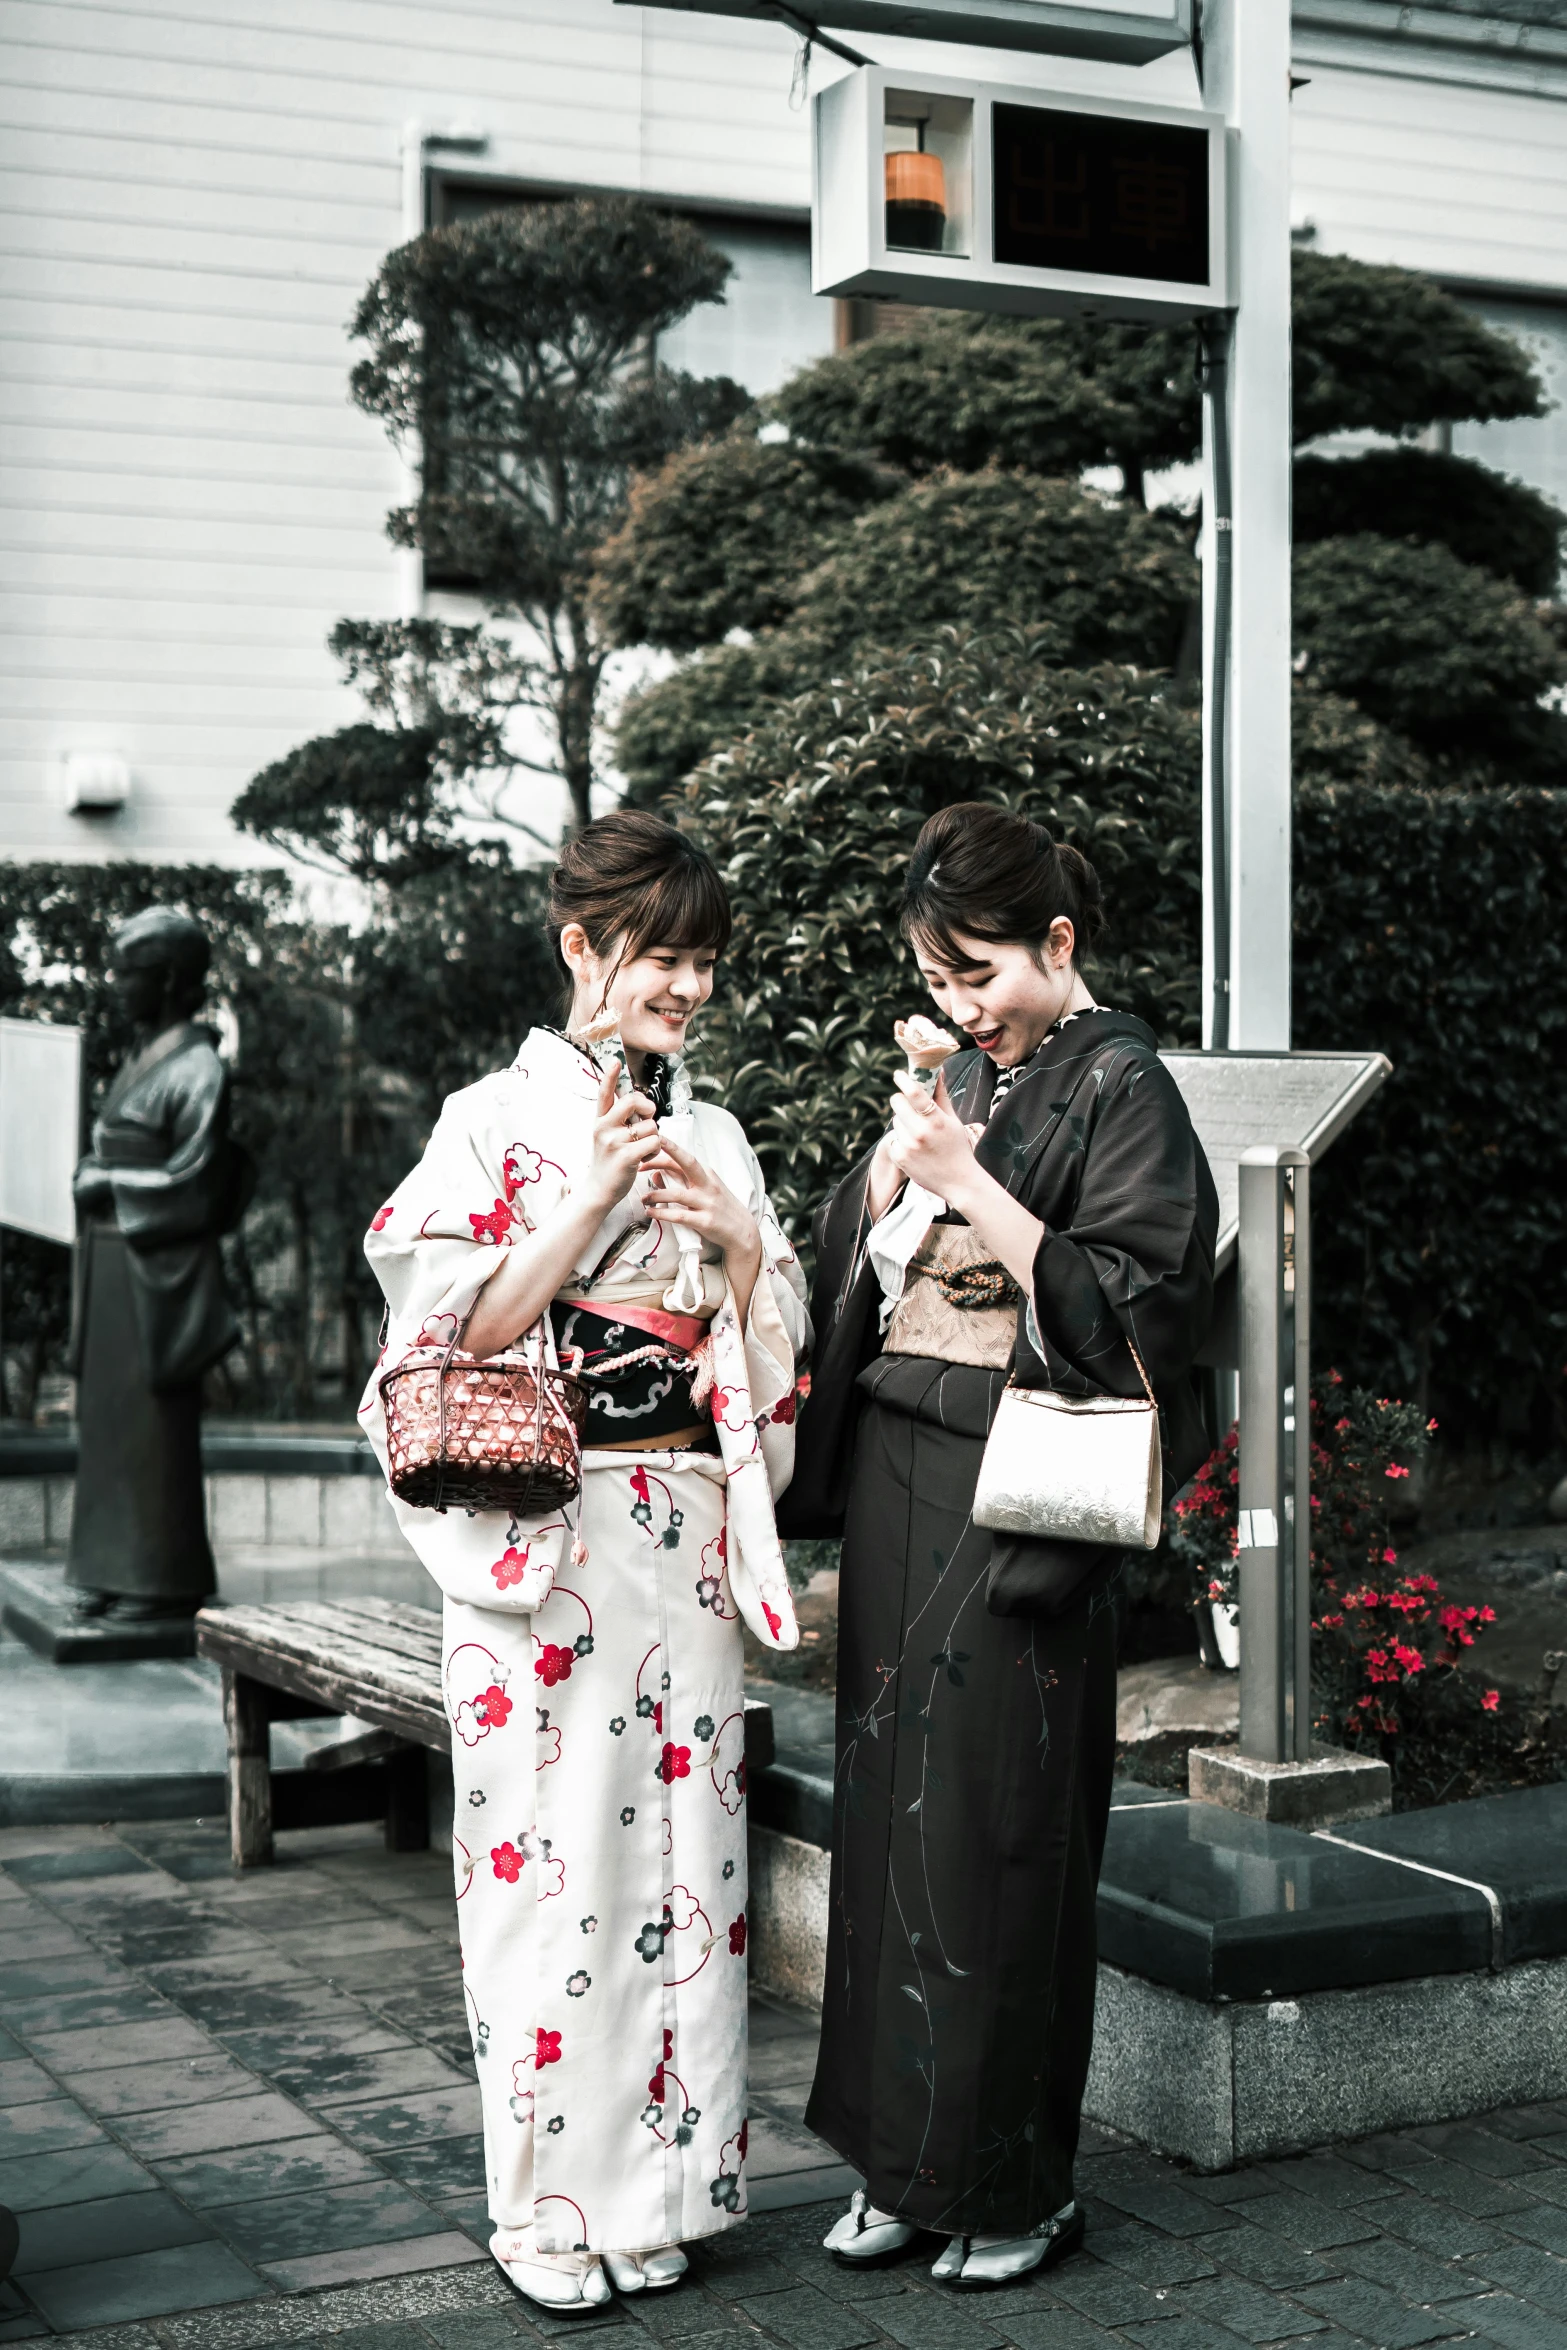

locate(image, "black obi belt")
(549, 1301), (719, 1452)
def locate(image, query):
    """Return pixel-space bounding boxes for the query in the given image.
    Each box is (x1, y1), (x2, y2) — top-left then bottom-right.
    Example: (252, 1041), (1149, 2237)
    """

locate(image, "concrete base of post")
(1189, 1741), (1392, 1829)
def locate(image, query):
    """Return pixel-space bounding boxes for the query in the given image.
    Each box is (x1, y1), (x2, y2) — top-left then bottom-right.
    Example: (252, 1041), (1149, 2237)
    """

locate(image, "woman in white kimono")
(359, 813), (808, 2311)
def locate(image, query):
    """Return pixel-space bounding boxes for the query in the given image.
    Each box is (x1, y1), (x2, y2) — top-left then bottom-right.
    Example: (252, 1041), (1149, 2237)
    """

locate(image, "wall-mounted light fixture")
(61, 751), (130, 816)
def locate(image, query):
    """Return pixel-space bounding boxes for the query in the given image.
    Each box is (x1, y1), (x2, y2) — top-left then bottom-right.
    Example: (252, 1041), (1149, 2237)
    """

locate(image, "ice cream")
(895, 1015), (960, 1093)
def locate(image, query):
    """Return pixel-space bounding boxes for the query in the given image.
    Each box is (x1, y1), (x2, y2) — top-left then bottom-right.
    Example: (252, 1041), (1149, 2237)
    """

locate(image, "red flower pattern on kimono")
(476, 1684), (512, 1729)
(659, 1743), (692, 1784)
(729, 1913), (747, 1956)
(503, 1144), (544, 1199)
(470, 1199), (514, 1246)
(370, 1202), (394, 1233)
(536, 1644), (575, 1688)
(492, 1545), (530, 1592)
(491, 1842), (524, 1883)
(536, 2028), (563, 2068)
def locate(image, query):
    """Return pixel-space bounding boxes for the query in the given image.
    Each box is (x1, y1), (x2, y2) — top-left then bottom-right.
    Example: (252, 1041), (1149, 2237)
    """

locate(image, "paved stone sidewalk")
(8, 1821), (1567, 2350)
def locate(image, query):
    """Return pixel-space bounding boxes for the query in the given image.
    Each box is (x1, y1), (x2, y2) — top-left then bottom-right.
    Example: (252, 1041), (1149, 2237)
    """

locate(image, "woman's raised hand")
(643, 1135), (761, 1276)
(581, 1062), (662, 1214)
(886, 1068), (980, 1204)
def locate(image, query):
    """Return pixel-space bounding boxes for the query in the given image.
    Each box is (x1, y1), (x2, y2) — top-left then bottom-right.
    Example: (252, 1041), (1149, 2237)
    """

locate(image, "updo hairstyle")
(547, 810), (732, 1020)
(901, 802), (1105, 970)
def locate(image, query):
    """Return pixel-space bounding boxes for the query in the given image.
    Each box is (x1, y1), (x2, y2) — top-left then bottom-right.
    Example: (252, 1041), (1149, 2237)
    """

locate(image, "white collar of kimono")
(513, 1024), (694, 1120)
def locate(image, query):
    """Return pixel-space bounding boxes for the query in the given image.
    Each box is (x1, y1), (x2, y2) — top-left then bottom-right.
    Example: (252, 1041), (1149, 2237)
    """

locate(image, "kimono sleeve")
(1015, 1049), (1215, 1439)
(734, 1135), (811, 1503)
(107, 1045), (231, 1251)
(364, 1078), (561, 1351)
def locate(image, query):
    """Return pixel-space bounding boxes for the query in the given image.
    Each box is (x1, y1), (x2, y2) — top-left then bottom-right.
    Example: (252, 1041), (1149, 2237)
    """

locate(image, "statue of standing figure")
(67, 909), (251, 1623)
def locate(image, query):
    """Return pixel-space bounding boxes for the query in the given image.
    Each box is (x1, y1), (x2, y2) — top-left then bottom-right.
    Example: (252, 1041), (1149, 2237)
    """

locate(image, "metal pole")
(1237, 1147), (1287, 1761)
(1289, 1155), (1313, 1759)
(1197, 0), (1293, 1053)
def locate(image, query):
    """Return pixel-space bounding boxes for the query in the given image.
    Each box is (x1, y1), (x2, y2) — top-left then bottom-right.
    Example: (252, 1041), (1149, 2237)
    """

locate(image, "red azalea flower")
(1482, 1688), (1500, 1713)
(536, 2028), (562, 2067)
(728, 1914), (747, 1956)
(469, 1199), (513, 1246)
(1385, 1463), (1410, 1480)
(477, 1684), (512, 1730)
(658, 1743), (691, 1784)
(535, 1644), (575, 1688)
(492, 1546), (529, 1591)
(491, 1842), (524, 1883)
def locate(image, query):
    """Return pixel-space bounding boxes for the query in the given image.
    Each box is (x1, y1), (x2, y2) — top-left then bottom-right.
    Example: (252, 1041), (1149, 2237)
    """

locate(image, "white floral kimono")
(357, 1027), (808, 2255)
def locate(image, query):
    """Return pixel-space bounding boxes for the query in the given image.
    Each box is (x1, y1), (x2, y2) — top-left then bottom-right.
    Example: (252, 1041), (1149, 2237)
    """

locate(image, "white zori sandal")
(490, 2227), (611, 2310)
(824, 2188), (918, 2263)
(602, 2246), (689, 2293)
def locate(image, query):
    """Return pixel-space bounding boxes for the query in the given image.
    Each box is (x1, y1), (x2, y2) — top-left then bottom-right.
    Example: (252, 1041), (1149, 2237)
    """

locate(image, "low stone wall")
(0, 1471), (398, 1557)
(1086, 1951), (1567, 2170)
(749, 1824), (830, 2010)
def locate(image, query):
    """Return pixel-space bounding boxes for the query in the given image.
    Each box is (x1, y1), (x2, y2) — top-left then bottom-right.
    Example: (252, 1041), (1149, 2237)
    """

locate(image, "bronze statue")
(67, 909), (250, 1622)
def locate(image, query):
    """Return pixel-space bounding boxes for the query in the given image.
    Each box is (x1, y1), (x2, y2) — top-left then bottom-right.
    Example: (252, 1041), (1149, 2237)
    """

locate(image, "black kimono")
(788, 1010), (1217, 2237)
(67, 1022), (246, 1605)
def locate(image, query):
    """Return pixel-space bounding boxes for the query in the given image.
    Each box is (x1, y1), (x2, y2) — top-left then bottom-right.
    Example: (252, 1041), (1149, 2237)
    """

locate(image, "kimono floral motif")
(492, 1545), (530, 1592)
(729, 1915), (747, 1956)
(357, 1028), (810, 2254)
(370, 1202), (395, 1233)
(469, 1199), (514, 1246)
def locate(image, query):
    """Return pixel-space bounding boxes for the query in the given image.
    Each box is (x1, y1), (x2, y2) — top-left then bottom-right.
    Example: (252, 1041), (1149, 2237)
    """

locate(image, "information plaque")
(0, 1017), (84, 1247)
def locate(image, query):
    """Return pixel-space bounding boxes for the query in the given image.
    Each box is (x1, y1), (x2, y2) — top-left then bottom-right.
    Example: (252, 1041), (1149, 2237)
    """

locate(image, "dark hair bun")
(547, 810), (731, 975)
(901, 802), (1105, 965)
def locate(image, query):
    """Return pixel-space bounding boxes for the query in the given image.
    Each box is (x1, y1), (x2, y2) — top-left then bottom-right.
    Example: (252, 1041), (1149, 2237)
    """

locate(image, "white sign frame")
(622, 0), (1194, 64)
(814, 65), (1229, 322)
(0, 1017), (84, 1247)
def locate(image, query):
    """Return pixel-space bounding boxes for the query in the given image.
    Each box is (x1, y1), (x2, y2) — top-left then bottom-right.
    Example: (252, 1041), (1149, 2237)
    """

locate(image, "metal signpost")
(1162, 1051), (1391, 1789)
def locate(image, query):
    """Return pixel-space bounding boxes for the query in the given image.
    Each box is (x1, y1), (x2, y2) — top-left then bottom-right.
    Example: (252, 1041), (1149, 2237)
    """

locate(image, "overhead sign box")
(621, 0), (1194, 66)
(815, 65), (1228, 322)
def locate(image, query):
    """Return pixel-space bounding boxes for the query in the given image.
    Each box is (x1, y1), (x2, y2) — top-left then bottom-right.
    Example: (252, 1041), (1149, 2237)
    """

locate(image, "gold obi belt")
(883, 1222), (1021, 1372)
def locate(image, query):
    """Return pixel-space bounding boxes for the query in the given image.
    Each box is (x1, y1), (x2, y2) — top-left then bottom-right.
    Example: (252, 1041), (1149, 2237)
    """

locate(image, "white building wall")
(1, 1), (1565, 869)
(0, 0), (813, 867)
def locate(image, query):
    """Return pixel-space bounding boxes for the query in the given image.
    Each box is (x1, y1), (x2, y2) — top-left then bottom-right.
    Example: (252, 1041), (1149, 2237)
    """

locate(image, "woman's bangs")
(627, 853), (732, 962)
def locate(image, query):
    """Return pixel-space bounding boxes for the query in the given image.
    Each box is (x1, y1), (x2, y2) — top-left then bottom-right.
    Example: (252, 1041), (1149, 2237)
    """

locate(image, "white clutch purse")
(972, 1346), (1162, 1551)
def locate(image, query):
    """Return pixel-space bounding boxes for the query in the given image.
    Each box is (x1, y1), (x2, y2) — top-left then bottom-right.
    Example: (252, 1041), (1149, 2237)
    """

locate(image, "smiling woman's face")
(912, 919), (1082, 1068)
(562, 925), (717, 1063)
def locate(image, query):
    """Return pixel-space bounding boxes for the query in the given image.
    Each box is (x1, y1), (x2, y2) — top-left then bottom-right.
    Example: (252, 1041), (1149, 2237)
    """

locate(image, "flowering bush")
(1170, 1373), (1504, 1764)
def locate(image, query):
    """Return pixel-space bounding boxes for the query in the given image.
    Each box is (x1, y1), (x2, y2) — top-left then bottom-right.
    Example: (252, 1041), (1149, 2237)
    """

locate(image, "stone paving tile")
(20, 2241), (267, 2331)
(0, 2139), (156, 2213)
(1457, 2292), (1567, 2350)
(1115, 2319), (1245, 2350)
(114, 2085), (322, 2159)
(1383, 2161), (1539, 2221)
(984, 2317), (1115, 2350)
(212, 2179), (455, 2264)
(261, 2232), (487, 2293)
(1085, 2162), (1242, 2241)
(1047, 2263), (1171, 2329)
(60, 2048), (260, 2115)
(1089, 2226), (1223, 2289)
(0, 2056), (56, 2105)
(1335, 2236), (1488, 2304)
(1470, 2249), (1567, 2314)
(156, 2132), (388, 2207)
(0, 2094), (103, 2157)
(1233, 2191), (1389, 2253)
(12, 2188), (215, 2275)
(1366, 2192), (1516, 2259)
(1292, 2276), (1471, 2347)
(1171, 2275), (1329, 2341)
(318, 2082), (482, 2149)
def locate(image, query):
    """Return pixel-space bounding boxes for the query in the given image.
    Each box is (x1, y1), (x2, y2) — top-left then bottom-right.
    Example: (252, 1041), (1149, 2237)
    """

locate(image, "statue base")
(0, 1562), (199, 1663)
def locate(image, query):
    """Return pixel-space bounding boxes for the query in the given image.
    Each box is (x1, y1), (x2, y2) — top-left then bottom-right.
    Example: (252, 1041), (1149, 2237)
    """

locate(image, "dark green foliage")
(1293, 534), (1566, 765)
(1290, 684), (1435, 792)
(768, 318), (1137, 478)
(347, 196), (751, 828)
(591, 434), (894, 653)
(789, 470), (1195, 667)
(1290, 247), (1545, 443)
(0, 859), (558, 1420)
(1293, 782), (1567, 1448)
(616, 638), (815, 811)
(234, 723), (456, 884)
(680, 628), (1202, 1233)
(1293, 449), (1565, 595)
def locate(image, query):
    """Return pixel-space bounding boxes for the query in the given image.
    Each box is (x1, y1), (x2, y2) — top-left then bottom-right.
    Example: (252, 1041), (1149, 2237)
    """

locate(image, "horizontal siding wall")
(0, 0), (809, 866)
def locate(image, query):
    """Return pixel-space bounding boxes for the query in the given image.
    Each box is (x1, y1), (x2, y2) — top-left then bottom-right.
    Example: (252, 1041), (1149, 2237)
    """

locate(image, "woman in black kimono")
(790, 805), (1216, 2288)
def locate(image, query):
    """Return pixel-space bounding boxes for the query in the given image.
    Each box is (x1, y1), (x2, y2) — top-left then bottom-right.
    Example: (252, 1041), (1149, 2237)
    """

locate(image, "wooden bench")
(194, 1596), (777, 1872)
